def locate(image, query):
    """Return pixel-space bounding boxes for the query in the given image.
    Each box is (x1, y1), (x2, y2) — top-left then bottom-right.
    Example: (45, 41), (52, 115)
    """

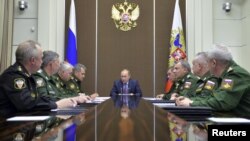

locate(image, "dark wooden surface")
(76, 97), (173, 141)
(0, 97), (193, 141)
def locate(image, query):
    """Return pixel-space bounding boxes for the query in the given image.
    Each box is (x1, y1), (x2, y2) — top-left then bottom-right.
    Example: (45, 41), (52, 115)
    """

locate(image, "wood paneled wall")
(65, 0), (186, 97)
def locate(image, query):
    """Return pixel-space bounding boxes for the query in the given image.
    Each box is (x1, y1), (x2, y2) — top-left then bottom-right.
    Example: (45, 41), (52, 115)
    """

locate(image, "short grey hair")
(179, 60), (191, 72)
(73, 63), (87, 73)
(59, 61), (73, 72)
(207, 44), (233, 65)
(16, 40), (41, 64)
(41, 51), (59, 69)
(194, 52), (209, 67)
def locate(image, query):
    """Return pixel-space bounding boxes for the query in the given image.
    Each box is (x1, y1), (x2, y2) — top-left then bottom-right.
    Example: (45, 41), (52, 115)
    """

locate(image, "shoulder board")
(220, 78), (234, 90)
(204, 80), (216, 90)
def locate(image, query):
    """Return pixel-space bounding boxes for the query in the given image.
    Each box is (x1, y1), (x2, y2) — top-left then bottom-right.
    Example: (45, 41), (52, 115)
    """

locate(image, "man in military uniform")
(66, 63), (99, 99)
(33, 51), (61, 101)
(33, 51), (89, 103)
(156, 67), (175, 99)
(52, 61), (81, 98)
(177, 45), (250, 117)
(67, 64), (84, 94)
(188, 52), (219, 99)
(0, 40), (76, 117)
(162, 60), (199, 100)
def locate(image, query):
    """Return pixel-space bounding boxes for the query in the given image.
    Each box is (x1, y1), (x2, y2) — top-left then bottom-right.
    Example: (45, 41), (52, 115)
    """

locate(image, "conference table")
(0, 95), (212, 141)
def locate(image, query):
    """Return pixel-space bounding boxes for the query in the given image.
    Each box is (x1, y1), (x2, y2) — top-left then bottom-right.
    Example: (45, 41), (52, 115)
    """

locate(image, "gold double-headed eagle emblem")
(111, 0), (140, 31)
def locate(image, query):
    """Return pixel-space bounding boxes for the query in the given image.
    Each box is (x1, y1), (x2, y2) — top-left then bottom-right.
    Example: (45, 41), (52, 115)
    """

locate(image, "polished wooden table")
(0, 96), (209, 141)
(75, 95), (192, 141)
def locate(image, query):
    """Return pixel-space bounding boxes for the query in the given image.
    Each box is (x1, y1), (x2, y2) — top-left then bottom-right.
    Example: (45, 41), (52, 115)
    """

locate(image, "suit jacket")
(110, 79), (142, 97)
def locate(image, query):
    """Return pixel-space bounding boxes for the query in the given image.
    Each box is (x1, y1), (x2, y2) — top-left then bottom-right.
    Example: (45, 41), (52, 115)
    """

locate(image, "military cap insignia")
(204, 80), (215, 90)
(184, 81), (192, 89)
(36, 78), (45, 87)
(14, 78), (26, 89)
(220, 79), (234, 90)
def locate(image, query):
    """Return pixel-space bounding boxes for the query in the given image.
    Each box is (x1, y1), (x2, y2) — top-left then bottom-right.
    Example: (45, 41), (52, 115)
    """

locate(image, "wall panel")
(65, 0), (186, 97)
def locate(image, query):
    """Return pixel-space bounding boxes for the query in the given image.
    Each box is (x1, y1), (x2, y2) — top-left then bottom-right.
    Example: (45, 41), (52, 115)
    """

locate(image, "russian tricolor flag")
(66, 0), (78, 65)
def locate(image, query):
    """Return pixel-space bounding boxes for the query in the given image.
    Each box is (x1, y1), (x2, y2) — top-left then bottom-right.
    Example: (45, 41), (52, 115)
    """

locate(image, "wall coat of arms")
(111, 0), (140, 31)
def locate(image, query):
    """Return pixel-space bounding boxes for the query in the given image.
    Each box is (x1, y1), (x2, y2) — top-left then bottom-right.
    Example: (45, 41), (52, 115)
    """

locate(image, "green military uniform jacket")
(189, 72), (219, 100)
(191, 61), (250, 117)
(0, 63), (56, 117)
(33, 70), (63, 101)
(51, 74), (79, 98)
(66, 76), (82, 94)
(163, 72), (199, 100)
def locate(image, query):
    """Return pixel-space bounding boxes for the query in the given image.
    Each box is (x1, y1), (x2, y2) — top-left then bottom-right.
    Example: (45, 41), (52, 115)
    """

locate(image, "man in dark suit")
(110, 69), (142, 99)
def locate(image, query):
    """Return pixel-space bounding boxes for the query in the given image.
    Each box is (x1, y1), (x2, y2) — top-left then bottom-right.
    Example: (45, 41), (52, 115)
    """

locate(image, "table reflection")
(0, 97), (212, 141)
(112, 94), (140, 109)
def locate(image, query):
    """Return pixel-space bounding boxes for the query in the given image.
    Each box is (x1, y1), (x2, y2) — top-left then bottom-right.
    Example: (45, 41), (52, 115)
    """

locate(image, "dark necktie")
(122, 83), (129, 105)
(123, 83), (128, 94)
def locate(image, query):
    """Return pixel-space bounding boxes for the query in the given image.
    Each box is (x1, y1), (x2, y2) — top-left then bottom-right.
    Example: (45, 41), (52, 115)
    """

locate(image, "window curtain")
(0, 0), (13, 73)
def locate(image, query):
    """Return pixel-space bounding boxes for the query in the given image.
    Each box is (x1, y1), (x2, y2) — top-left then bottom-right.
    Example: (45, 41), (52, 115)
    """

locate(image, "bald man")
(110, 69), (142, 98)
